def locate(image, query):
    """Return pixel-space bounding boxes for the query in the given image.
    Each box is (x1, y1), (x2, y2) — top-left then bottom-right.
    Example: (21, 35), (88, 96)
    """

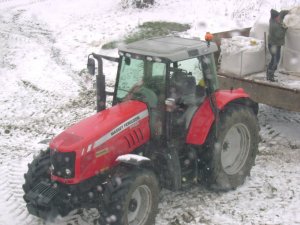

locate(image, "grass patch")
(140, 21), (190, 33)
(125, 21), (191, 44)
(101, 21), (190, 49)
(101, 41), (118, 49)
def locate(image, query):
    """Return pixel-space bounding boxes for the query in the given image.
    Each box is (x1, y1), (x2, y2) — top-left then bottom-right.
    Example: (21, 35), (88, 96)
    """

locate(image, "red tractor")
(23, 36), (259, 224)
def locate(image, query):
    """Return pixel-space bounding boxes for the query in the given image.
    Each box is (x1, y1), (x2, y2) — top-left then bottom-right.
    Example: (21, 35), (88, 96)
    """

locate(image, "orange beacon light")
(205, 32), (214, 46)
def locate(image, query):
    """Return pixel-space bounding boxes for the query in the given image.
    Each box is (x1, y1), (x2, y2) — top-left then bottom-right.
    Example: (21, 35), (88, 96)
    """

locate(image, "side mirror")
(87, 58), (95, 75)
(125, 57), (131, 65)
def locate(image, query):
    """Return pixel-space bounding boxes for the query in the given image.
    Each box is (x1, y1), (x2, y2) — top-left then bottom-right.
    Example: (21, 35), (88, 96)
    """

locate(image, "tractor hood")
(49, 100), (149, 152)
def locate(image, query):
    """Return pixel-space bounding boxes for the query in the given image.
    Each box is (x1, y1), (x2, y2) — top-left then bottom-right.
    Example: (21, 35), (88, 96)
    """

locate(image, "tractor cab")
(89, 36), (219, 142)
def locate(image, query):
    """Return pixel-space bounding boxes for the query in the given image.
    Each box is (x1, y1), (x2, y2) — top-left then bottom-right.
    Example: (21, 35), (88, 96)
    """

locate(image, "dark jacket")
(268, 10), (289, 46)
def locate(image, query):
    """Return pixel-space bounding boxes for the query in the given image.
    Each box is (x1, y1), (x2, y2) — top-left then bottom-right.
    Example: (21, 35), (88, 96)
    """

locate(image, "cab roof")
(118, 36), (218, 62)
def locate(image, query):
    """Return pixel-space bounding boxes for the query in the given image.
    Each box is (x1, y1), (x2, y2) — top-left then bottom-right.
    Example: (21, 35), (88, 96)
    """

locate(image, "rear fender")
(186, 89), (253, 145)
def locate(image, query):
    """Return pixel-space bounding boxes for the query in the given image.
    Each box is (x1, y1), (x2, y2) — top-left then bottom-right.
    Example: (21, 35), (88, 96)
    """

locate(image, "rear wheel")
(104, 168), (160, 225)
(204, 105), (259, 191)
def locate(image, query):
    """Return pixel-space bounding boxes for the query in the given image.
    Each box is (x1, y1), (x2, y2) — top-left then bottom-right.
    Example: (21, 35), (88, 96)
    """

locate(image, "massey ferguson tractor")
(23, 36), (259, 225)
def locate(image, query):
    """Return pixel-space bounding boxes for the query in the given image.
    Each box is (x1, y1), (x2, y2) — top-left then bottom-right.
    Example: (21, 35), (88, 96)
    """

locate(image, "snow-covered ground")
(0, 0), (300, 224)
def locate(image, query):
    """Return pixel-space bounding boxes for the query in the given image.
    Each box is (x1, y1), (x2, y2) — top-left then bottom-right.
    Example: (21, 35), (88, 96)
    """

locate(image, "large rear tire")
(104, 168), (160, 225)
(204, 105), (259, 191)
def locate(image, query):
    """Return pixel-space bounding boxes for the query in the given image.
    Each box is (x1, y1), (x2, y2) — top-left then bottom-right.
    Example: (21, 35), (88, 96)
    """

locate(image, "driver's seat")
(172, 73), (198, 129)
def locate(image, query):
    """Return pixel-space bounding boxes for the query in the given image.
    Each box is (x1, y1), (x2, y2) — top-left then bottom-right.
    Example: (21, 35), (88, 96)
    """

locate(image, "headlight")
(50, 164), (55, 173)
(50, 150), (76, 178)
(65, 168), (72, 176)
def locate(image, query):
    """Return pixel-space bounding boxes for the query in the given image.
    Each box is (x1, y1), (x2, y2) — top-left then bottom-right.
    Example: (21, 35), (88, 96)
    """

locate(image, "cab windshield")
(115, 57), (166, 108)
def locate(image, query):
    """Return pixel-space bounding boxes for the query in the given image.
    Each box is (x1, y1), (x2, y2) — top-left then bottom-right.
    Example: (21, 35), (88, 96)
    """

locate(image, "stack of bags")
(282, 7), (300, 74)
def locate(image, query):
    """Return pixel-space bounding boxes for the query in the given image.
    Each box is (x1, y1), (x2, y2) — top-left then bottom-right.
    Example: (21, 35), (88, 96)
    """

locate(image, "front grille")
(124, 128), (144, 148)
(25, 181), (59, 219)
(26, 181), (58, 206)
(50, 149), (76, 178)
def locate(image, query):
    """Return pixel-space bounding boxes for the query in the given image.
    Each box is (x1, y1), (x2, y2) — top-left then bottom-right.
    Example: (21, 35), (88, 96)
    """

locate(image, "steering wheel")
(124, 81), (158, 108)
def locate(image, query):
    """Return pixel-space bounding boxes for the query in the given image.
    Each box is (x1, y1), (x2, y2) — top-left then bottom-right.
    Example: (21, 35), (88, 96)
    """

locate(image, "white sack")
(220, 37), (265, 76)
(283, 6), (300, 29)
(285, 28), (300, 52)
(280, 7), (300, 74)
(282, 46), (300, 75)
(250, 14), (269, 40)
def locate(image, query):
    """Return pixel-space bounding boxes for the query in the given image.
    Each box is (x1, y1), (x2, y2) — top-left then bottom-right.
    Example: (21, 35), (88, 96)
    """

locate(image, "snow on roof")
(119, 36), (218, 62)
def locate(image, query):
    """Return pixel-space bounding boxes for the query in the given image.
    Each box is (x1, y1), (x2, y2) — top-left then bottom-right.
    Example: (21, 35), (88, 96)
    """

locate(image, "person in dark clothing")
(267, 9), (289, 82)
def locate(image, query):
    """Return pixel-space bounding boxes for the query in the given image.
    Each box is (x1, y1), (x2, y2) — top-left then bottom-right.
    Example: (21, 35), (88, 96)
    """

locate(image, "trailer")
(218, 71), (300, 112)
(213, 28), (300, 112)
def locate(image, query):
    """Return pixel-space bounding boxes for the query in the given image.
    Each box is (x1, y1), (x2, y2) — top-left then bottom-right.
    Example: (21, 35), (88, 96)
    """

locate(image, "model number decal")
(111, 116), (140, 136)
(94, 110), (148, 148)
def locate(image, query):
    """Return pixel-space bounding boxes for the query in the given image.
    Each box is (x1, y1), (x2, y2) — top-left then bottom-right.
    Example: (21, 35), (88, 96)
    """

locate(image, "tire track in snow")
(0, 8), (95, 139)
(0, 86), (95, 143)
(0, 7), (96, 225)
(0, 154), (43, 225)
(0, 8), (86, 91)
(258, 104), (300, 149)
(0, 87), (96, 223)
(0, 148), (99, 225)
(0, 0), (49, 11)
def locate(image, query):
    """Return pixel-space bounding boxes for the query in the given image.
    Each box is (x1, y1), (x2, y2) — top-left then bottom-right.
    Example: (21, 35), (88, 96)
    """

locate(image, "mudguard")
(186, 88), (250, 145)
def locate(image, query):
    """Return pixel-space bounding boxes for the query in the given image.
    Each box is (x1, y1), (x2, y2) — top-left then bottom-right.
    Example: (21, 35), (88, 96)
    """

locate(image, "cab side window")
(170, 58), (206, 130)
(170, 58), (206, 106)
(178, 58), (203, 84)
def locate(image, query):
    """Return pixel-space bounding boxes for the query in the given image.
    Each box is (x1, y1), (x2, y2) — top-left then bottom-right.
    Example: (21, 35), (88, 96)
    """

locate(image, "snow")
(116, 154), (150, 163)
(0, 0), (300, 225)
(221, 36), (264, 55)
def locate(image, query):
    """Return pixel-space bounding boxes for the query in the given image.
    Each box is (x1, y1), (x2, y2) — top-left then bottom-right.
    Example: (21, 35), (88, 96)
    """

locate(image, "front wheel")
(105, 168), (160, 225)
(204, 105), (259, 191)
(23, 149), (51, 195)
